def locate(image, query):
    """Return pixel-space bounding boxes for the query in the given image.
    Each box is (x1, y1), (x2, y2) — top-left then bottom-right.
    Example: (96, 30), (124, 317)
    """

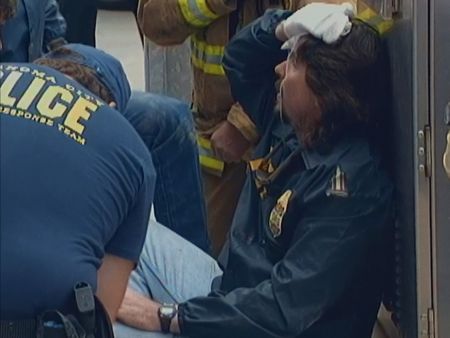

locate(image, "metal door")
(430, 0), (450, 336)
(382, 0), (434, 336)
(411, 1), (435, 337)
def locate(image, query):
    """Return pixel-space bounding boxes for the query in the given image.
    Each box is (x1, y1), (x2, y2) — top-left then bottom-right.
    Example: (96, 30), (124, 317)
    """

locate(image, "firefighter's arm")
(138, 0), (237, 46)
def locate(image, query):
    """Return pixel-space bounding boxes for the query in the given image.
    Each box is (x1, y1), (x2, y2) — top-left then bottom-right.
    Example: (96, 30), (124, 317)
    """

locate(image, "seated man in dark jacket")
(115, 4), (394, 338)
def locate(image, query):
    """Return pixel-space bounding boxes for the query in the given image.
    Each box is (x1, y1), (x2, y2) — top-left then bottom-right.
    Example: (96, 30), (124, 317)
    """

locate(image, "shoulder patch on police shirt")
(269, 190), (292, 238)
(326, 166), (349, 198)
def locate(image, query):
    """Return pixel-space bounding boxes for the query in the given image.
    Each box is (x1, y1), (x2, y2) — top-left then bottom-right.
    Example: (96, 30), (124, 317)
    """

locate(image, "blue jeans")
(114, 220), (222, 338)
(123, 91), (210, 253)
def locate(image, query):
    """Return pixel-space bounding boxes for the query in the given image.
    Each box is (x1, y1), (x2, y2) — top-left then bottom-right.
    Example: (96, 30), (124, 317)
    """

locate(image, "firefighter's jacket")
(177, 9), (394, 338)
(137, 0), (316, 141)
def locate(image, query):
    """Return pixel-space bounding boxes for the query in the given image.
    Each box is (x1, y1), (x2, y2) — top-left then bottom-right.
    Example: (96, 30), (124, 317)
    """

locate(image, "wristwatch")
(158, 303), (178, 333)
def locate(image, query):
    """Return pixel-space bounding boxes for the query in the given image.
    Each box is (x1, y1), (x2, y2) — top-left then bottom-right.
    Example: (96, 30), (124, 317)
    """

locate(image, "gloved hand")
(280, 2), (355, 49)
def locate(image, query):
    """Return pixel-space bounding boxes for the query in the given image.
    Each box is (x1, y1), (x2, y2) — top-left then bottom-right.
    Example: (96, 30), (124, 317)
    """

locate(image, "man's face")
(274, 55), (322, 141)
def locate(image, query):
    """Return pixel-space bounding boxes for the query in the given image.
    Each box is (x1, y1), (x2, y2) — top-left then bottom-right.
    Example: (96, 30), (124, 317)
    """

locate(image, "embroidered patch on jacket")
(269, 190), (293, 238)
(326, 166), (349, 198)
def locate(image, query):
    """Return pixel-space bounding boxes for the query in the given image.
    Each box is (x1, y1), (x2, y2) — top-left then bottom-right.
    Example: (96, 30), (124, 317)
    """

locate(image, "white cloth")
(282, 2), (355, 49)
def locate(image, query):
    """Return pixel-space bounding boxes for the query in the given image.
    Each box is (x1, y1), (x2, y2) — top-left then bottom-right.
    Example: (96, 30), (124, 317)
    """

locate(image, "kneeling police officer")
(0, 41), (155, 337)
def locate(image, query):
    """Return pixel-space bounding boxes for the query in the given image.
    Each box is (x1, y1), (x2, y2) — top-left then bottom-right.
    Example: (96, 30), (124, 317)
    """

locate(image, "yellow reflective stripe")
(357, 8), (394, 35)
(192, 35), (224, 56)
(178, 0), (219, 27)
(199, 155), (225, 172)
(376, 19), (394, 35)
(197, 0), (219, 20)
(191, 56), (225, 75)
(197, 136), (225, 174)
(357, 8), (374, 21)
(197, 135), (212, 149)
(191, 35), (225, 76)
(178, 0), (208, 27)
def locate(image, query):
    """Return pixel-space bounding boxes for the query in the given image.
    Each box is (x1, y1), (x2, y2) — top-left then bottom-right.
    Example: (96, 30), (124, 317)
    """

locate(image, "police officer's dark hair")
(291, 19), (386, 147)
(34, 48), (114, 104)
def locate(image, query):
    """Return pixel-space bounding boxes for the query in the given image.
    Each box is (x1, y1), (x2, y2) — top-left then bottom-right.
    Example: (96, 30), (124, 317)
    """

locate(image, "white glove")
(281, 2), (355, 49)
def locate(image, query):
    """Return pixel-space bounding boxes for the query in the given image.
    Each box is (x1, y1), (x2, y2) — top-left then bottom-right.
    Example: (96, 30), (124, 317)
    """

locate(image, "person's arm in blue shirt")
(44, 0), (67, 52)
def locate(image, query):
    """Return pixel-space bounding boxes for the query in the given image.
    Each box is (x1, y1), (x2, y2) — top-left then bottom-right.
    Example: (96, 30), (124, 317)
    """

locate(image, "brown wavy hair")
(34, 48), (114, 104)
(290, 19), (385, 147)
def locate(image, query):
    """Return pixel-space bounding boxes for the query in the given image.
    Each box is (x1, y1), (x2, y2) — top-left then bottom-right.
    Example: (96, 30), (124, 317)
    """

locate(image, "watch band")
(158, 304), (177, 333)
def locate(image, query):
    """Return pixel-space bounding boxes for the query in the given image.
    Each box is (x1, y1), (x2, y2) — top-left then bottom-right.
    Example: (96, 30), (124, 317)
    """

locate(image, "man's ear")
(109, 102), (117, 108)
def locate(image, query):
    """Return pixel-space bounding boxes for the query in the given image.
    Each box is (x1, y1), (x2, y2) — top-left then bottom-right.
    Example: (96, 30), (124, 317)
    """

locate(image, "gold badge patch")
(269, 190), (293, 238)
(327, 166), (349, 198)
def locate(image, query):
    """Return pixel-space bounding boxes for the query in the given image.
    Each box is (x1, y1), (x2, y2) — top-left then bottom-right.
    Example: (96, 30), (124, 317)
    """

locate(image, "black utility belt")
(1, 310), (86, 338)
(0, 283), (113, 338)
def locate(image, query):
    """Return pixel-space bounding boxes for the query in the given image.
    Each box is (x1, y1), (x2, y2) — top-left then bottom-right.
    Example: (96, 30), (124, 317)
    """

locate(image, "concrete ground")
(96, 10), (145, 91)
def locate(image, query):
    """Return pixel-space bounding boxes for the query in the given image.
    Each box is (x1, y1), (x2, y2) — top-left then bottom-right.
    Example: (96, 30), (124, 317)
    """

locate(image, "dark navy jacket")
(2, 0), (66, 62)
(178, 10), (394, 338)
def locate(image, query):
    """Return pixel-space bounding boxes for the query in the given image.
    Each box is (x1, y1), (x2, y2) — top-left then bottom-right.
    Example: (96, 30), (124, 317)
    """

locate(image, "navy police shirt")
(0, 63), (155, 319)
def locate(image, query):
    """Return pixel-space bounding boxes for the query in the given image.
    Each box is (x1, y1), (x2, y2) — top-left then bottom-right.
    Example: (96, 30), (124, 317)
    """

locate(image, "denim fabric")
(123, 92), (210, 253)
(114, 220), (222, 338)
(2, 0), (66, 62)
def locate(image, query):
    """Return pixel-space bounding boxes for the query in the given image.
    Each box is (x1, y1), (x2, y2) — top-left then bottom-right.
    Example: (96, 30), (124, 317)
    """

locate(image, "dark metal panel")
(385, 0), (419, 334)
(431, 0), (450, 335)
(411, 0), (435, 337)
(386, 0), (436, 336)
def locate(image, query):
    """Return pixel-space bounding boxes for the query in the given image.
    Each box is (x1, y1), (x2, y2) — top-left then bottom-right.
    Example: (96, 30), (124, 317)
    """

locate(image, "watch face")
(160, 305), (175, 317)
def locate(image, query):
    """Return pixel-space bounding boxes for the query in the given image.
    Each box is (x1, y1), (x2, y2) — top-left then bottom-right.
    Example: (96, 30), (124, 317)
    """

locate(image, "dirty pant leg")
(203, 161), (247, 257)
(114, 220), (222, 338)
(123, 92), (210, 253)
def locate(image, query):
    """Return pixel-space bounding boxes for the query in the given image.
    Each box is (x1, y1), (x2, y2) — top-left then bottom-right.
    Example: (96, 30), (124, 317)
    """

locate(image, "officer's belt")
(0, 319), (37, 338)
(0, 282), (111, 338)
(1, 311), (84, 338)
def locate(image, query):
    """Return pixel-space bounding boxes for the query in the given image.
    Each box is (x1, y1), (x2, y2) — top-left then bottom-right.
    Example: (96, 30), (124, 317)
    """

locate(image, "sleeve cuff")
(177, 303), (187, 334)
(227, 103), (260, 145)
(178, 0), (235, 28)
